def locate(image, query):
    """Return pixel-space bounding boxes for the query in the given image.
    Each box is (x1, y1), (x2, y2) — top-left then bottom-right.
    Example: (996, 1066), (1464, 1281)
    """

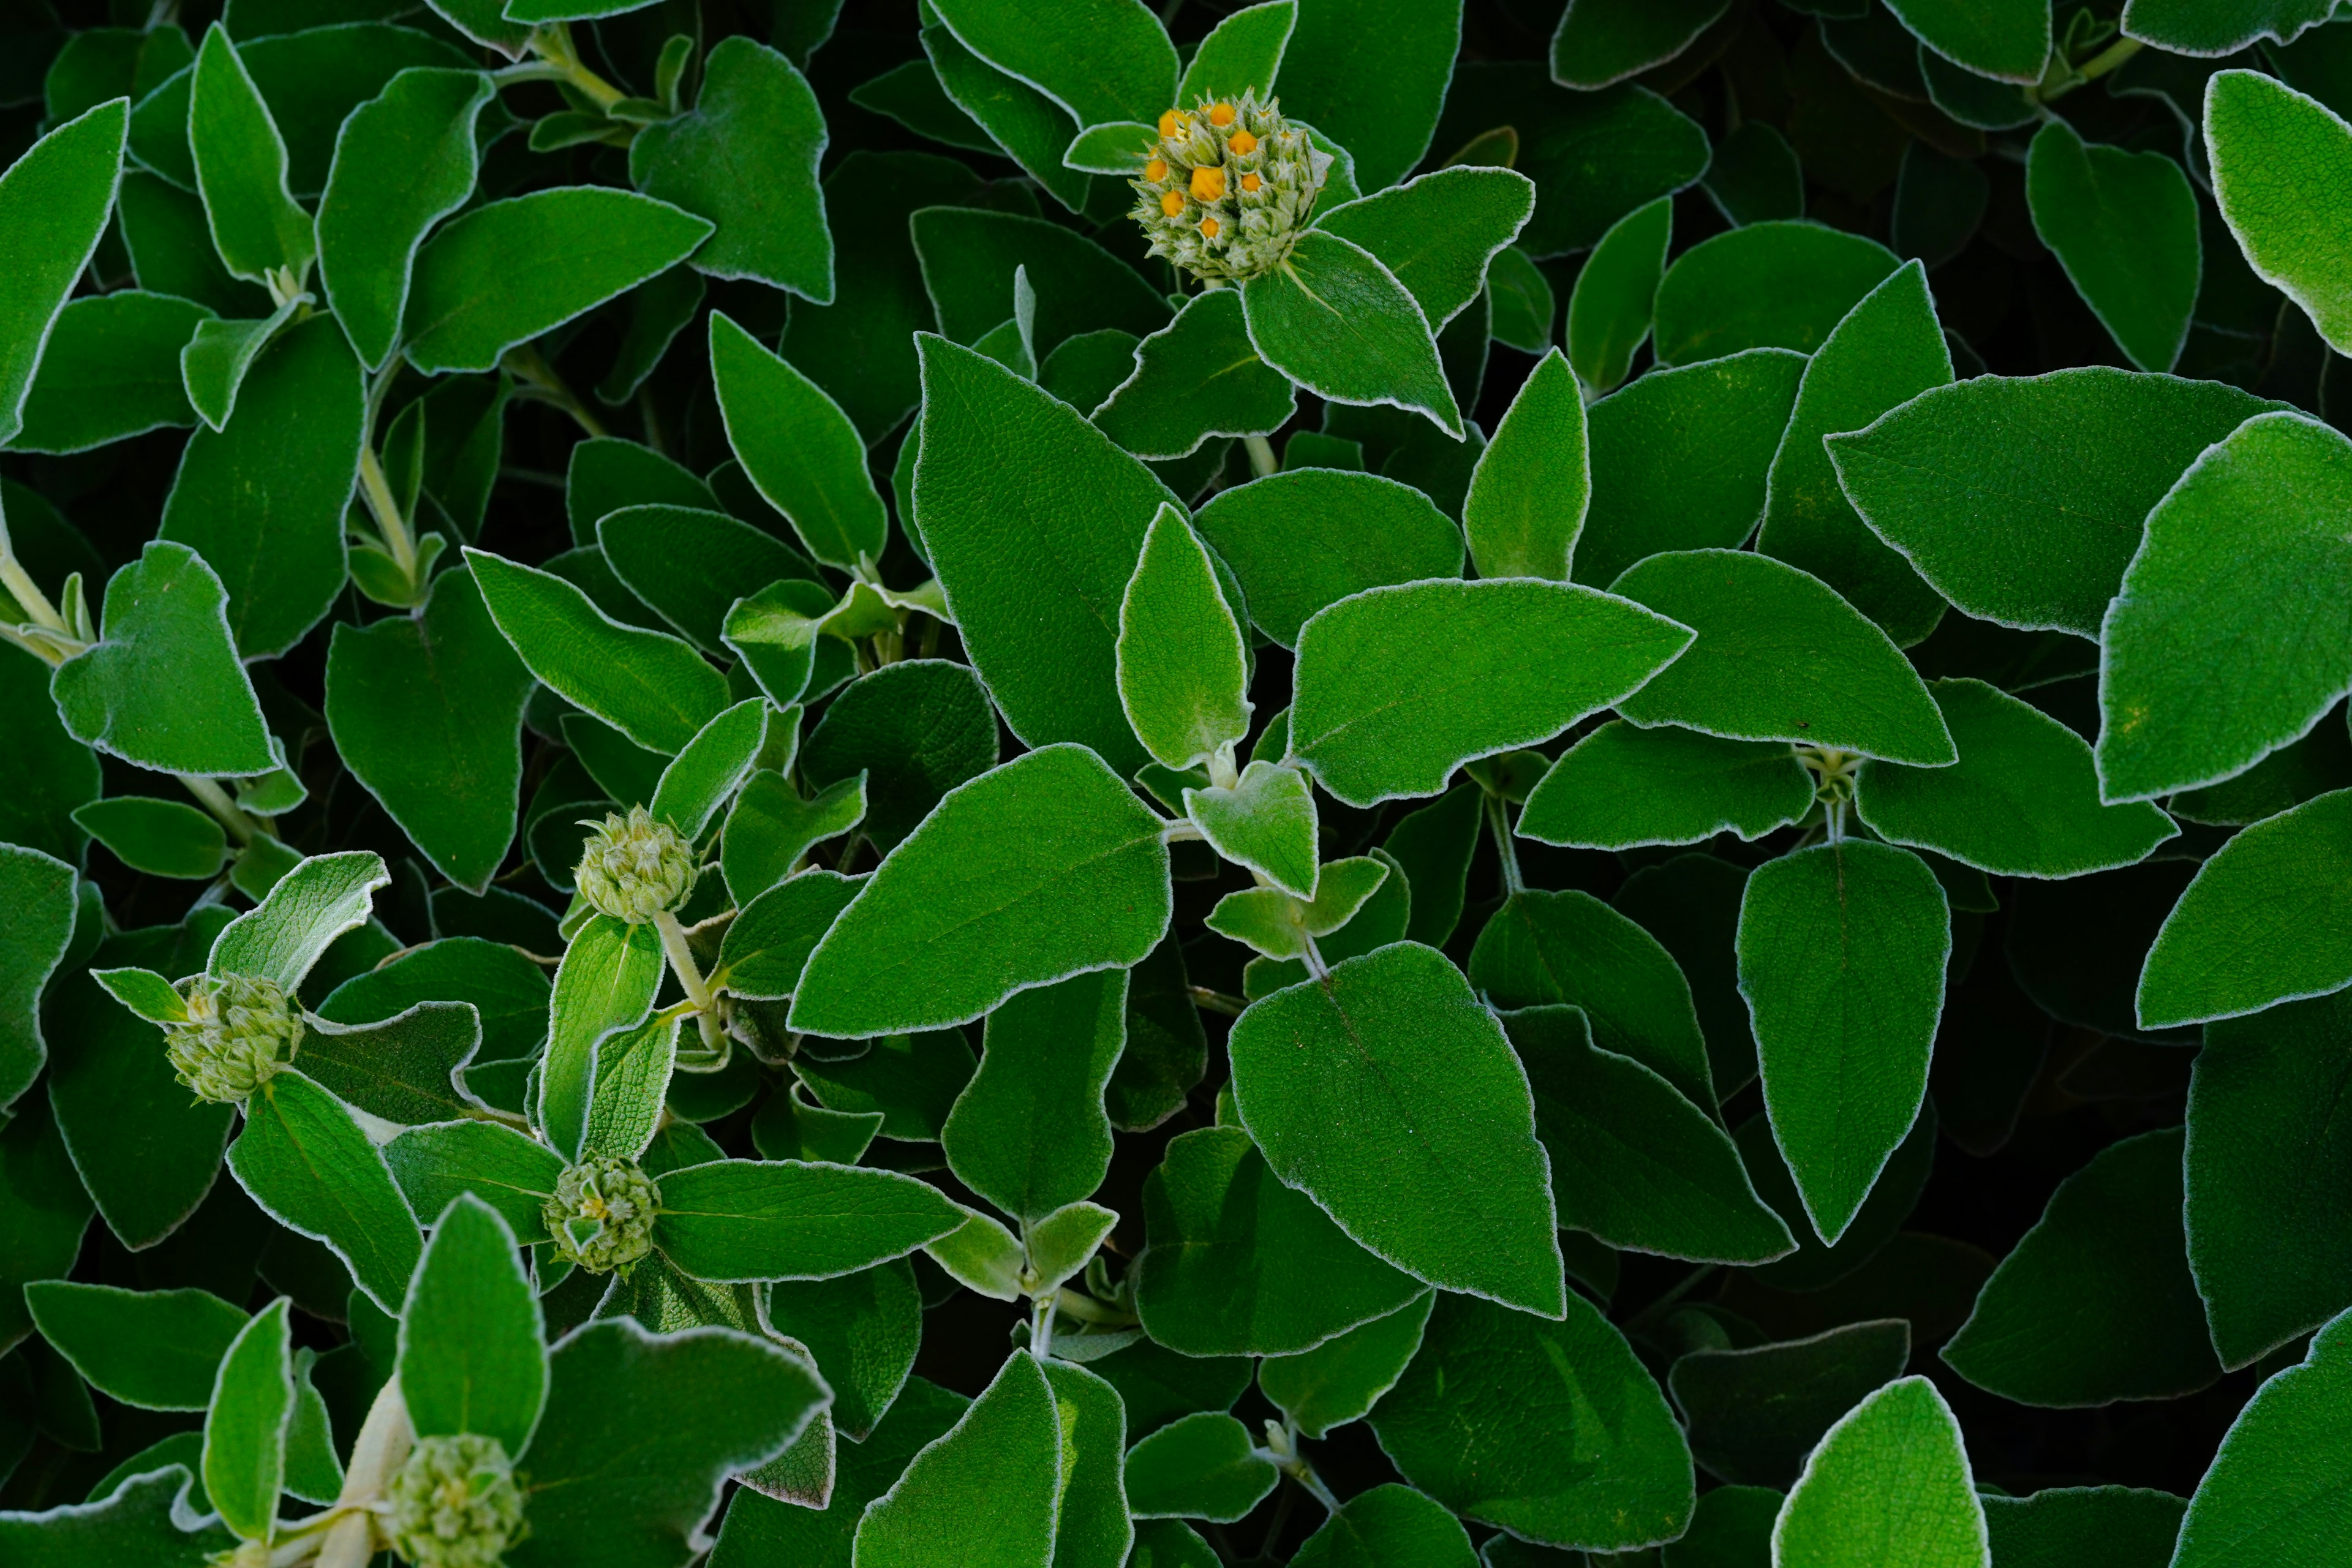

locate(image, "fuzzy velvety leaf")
(296, 1002), (482, 1127)
(707, 312), (884, 571)
(1090, 290), (1295, 460)
(1227, 942), (1565, 1317)
(189, 25), (311, 285)
(1652, 221), (1899, 365)
(1278, 0), (1461, 191)
(1117, 505), (1251, 774)
(1520, 722), (1814, 851)
(0, 1464), (232, 1564)
(1550, 0), (1731, 89)
(398, 1193), (545, 1455)
(930, 0), (1177, 127)
(651, 1159), (963, 1281)
(2168, 1305), (2352, 1568)
(1189, 469), (1462, 650)
(911, 206), (1170, 357)
(601, 504), (820, 655)
(383, 1120), (564, 1243)
(1314, 166), (1536, 331)
(790, 745), (1171, 1038)
(227, 1069), (420, 1315)
(1890, 0), (2049, 80)
(1462, 347), (1586, 580)
(799, 661), (997, 854)
(715, 870), (862, 1001)
(2206, 69), (2352, 356)
(24, 1282), (246, 1411)
(852, 1349), (1061, 1568)
(1566, 195), (1672, 391)
(2026, 120), (2199, 373)
(0, 845), (74, 1107)
(765, 1262), (922, 1442)
(1240, 229), (1461, 437)
(1773, 1376), (1987, 1568)
(649, 698), (767, 840)
(1257, 1291), (1433, 1441)
(1670, 1319), (1912, 1489)
(202, 1295), (292, 1541)
(1185, 761), (1319, 899)
(1979, 1487), (2185, 1568)
(10, 291), (208, 453)
(1291, 1485), (1476, 1567)
(0, 99), (126, 446)
(1124, 1411), (1277, 1523)
(941, 969), (1126, 1223)
(538, 914), (664, 1163)
(208, 850), (387, 990)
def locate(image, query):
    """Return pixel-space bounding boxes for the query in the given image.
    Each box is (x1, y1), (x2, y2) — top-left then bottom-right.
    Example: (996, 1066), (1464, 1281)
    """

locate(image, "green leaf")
(717, 871), (862, 1003)
(176, 296), (296, 434)
(1292, 1485), (1476, 1567)
(1240, 229), (1461, 438)
(2026, 120), (2198, 374)
(1572, 347), (1807, 591)
(404, 187), (713, 374)
(853, 1350), (1061, 1568)
(1567, 195), (1671, 394)
(2135, 788), (2352, 1028)
(1471, 889), (1716, 1110)
(791, 745), (1172, 1038)
(24, 1283), (246, 1411)
(797, 1029), (978, 1142)
(1379, 785), (1481, 949)
(650, 698), (767, 840)
(652, 1159), (965, 1281)
(1888, 0), (2049, 81)
(2206, 69), (2352, 355)
(579, 1012), (677, 1163)
(296, 1001), (484, 1127)
(512, 1317), (824, 1568)
(1669, 1319), (1911, 1488)
(1610, 550), (1956, 765)
(1257, 1290), (1433, 1439)
(1117, 505), (1251, 773)
(315, 65), (492, 371)
(2168, 1305), (2352, 1568)
(0, 640), (99, 865)
(208, 850), (388, 989)
(383, 1120), (564, 1243)
(1278, 0), (1461, 191)
(931, 0), (1177, 127)
(0, 845), (74, 1104)
(566, 435), (716, 549)
(1369, 1290), (1694, 1551)
(398, 1193), (545, 1454)
(227, 1069), (422, 1316)
(1123, 1411), (1277, 1523)
(1039, 1357), (1131, 1568)
(1738, 842), (1950, 1244)
(1773, 1376), (1987, 1568)
(712, 1376), (968, 1566)
(155, 312), (361, 658)
(2187, 989), (2352, 1370)
(1826, 368), (2286, 638)
(1134, 1125), (1421, 1355)
(1942, 1128), (2221, 1407)
(1189, 469), (1463, 649)
(630, 39), (830, 301)
(1314, 166), (1537, 331)
(601, 503), (820, 655)
(1652, 221), (1899, 366)
(202, 1295), (292, 1542)
(1227, 941), (1564, 1316)
(1855, 680), (2177, 877)
(1089, 290), (1295, 460)
(765, 1262), (921, 1442)
(1207, 855), (1390, 961)
(913, 334), (1174, 774)
(941, 970), (1125, 1223)
(911, 207), (1171, 357)
(1177, 0), (1294, 102)
(0, 1464), (232, 1565)
(1757, 260), (1952, 644)
(539, 914), (665, 1162)
(467, 547), (728, 753)
(1503, 1006), (1792, 1264)
(1463, 347), (1586, 580)
(707, 312), (884, 572)
(1520, 722), (1814, 851)
(189, 25), (311, 285)
(9, 291), (208, 453)
(0, 99), (127, 447)
(1289, 577), (1694, 807)
(1550, 0), (1732, 88)
(1980, 1488), (2185, 1568)
(1487, 245), (1556, 355)
(2098, 411), (2352, 801)
(1183, 761), (1318, 899)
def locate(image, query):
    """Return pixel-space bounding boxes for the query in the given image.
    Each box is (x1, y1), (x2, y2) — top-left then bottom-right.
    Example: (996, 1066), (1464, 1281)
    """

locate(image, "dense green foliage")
(2, 0), (2351, 1564)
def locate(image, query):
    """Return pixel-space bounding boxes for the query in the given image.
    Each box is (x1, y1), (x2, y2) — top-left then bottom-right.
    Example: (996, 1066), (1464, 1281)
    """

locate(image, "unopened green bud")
(385, 1433), (527, 1568)
(1131, 91), (1330, 285)
(542, 1156), (661, 1276)
(573, 805), (696, 924)
(163, 973), (303, 1104)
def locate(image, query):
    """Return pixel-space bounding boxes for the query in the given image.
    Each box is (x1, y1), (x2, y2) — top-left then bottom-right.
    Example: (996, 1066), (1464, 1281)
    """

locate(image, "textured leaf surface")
(2206, 69), (2352, 355)
(1771, 1376), (1988, 1568)
(2168, 1306), (2352, 1568)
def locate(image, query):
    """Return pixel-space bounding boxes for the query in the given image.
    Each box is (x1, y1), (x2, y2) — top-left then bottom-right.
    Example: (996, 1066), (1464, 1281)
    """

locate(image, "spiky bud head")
(385, 1433), (527, 1568)
(1131, 92), (1331, 285)
(164, 973), (302, 1104)
(542, 1156), (661, 1277)
(573, 805), (695, 924)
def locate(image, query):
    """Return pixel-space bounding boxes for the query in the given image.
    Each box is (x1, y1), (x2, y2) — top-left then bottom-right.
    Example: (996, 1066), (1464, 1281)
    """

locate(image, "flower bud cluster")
(543, 1156), (662, 1276)
(163, 973), (303, 1104)
(385, 1433), (527, 1568)
(1131, 92), (1330, 285)
(574, 805), (696, 924)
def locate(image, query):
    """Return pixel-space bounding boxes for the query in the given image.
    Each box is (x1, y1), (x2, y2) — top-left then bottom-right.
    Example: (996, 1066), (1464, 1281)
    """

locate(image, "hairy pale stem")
(1244, 432), (1279, 479)
(652, 910), (726, 1058)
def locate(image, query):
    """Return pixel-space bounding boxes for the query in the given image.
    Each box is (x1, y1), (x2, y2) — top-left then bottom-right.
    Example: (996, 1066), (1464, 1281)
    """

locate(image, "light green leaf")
(1757, 259), (1952, 644)
(538, 914), (665, 1163)
(0, 98), (128, 447)
(941, 968), (1126, 1223)
(1567, 195), (1670, 394)
(1550, 0), (1732, 89)
(207, 850), (386, 989)
(601, 503), (820, 656)
(467, 546), (728, 753)
(1671, 1321), (1912, 1488)
(1133, 1125), (1420, 1356)
(1123, 1412), (1277, 1523)
(315, 66), (492, 371)
(1227, 941), (1565, 1317)
(1189, 469), (1463, 650)
(1771, 1376), (1988, 1568)
(2135, 787), (2352, 1028)
(296, 1001), (484, 1128)
(2168, 1305), (2352, 1568)
(1207, 855), (1389, 962)
(1289, 577), (1694, 807)
(929, 0), (1178, 128)
(1368, 1290), (1694, 1551)
(1856, 680), (2177, 878)
(650, 698), (767, 840)
(579, 1012), (677, 1163)
(853, 1350), (1062, 1568)
(1314, 166), (1537, 331)
(719, 778), (865, 911)
(189, 24), (312, 285)
(1652, 221), (1898, 366)
(708, 312), (884, 572)
(2205, 68), (2352, 355)
(398, 1193), (545, 1455)
(1463, 347), (1587, 580)
(1178, 0), (1294, 102)
(202, 1295), (292, 1542)
(1184, 761), (1319, 899)
(383, 1120), (564, 1243)
(650, 1158), (964, 1281)
(9, 290), (208, 453)
(1611, 550), (1956, 765)
(1520, 722), (1814, 851)
(227, 1070), (421, 1315)
(2097, 410), (2352, 801)
(1240, 229), (1461, 438)
(1942, 1128), (2220, 1407)
(1089, 290), (1297, 460)
(630, 39), (832, 301)
(924, 1207), (1027, 1301)
(791, 744), (1171, 1039)
(1259, 1291), (1434, 1439)
(2026, 119), (2198, 373)
(404, 187), (712, 374)
(1738, 842), (1949, 1244)
(1825, 368), (2286, 638)
(23, 1283), (246, 1412)
(1116, 505), (1251, 774)
(176, 295), (296, 433)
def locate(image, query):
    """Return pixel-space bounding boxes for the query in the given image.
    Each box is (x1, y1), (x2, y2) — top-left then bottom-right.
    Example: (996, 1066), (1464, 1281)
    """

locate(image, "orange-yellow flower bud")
(1229, 129), (1258, 156)
(1145, 158), (1168, 182)
(1199, 216), (1220, 238)
(1190, 165), (1226, 201)
(1160, 188), (1186, 217)
(1158, 110), (1185, 138)
(1209, 102), (1235, 127)
(1241, 172), (1262, 193)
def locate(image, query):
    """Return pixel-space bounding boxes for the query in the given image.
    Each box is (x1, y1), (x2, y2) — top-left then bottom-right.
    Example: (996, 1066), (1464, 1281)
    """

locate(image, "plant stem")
(1029, 1290), (1059, 1360)
(1189, 985), (1246, 1017)
(355, 445), (420, 582)
(1485, 791), (1524, 896)
(2075, 34), (2143, 83)
(312, 1377), (414, 1568)
(177, 774), (263, 846)
(527, 22), (625, 111)
(1244, 432), (1279, 478)
(651, 910), (724, 1057)
(501, 344), (607, 437)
